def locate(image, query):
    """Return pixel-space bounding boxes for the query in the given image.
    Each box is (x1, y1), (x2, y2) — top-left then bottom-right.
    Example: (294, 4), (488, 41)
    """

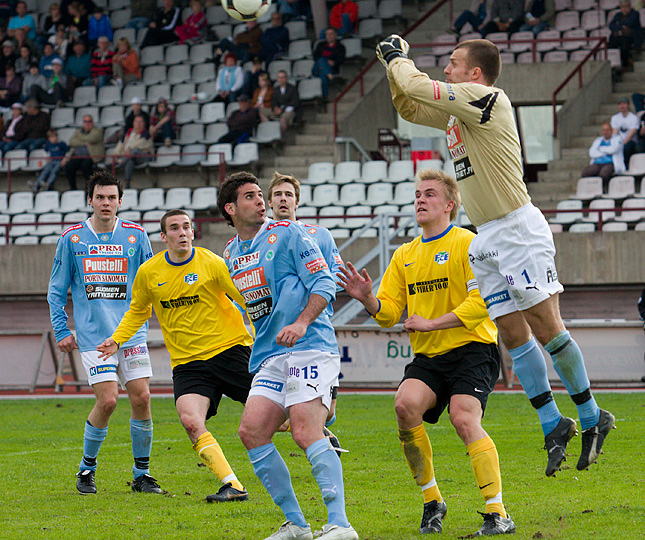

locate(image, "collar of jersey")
(165, 247), (195, 266)
(421, 224), (452, 243)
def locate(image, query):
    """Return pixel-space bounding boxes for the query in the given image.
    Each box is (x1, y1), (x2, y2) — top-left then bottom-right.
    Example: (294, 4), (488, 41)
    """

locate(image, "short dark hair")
(87, 170), (123, 200)
(454, 39), (501, 85)
(217, 171), (260, 227)
(161, 209), (191, 233)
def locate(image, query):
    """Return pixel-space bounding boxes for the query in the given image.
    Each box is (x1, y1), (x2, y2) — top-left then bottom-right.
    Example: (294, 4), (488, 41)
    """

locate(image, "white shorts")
(248, 350), (340, 412)
(469, 203), (564, 321)
(81, 342), (152, 387)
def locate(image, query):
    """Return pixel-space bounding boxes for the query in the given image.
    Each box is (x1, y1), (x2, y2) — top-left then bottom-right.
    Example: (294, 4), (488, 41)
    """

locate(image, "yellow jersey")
(373, 225), (497, 357)
(112, 246), (253, 369)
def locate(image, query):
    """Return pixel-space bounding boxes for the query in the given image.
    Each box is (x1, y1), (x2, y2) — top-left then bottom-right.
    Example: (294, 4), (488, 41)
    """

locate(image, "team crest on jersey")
(71, 234), (80, 243)
(128, 247), (135, 256)
(128, 235), (137, 244)
(100, 234), (110, 241)
(224, 248), (230, 260)
(268, 234), (277, 244)
(184, 272), (198, 285)
(435, 251), (449, 265)
(308, 228), (317, 235)
(233, 252), (260, 271)
(266, 250), (274, 260)
(89, 244), (123, 256)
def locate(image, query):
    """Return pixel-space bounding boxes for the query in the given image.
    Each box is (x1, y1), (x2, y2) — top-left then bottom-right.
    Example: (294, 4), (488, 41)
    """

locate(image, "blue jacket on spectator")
(88, 13), (114, 42)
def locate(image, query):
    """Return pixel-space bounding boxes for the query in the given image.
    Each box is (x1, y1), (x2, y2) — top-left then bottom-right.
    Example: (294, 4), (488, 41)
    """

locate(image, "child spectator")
(30, 129), (69, 192)
(149, 97), (177, 144)
(22, 62), (47, 101)
(88, 7), (113, 48)
(112, 37), (141, 87)
(49, 25), (69, 59)
(174, 0), (207, 45)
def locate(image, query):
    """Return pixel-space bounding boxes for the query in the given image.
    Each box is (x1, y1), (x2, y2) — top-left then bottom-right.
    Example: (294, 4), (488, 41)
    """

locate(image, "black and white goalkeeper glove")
(376, 34), (410, 67)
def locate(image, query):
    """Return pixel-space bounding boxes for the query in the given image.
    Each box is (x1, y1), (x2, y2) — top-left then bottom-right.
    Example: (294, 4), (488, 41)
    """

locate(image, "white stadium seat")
(188, 187), (218, 210)
(138, 188), (165, 211)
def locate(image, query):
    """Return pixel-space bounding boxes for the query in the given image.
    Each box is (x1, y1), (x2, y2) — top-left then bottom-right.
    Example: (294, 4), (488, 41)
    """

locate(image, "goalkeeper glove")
(376, 35), (410, 66)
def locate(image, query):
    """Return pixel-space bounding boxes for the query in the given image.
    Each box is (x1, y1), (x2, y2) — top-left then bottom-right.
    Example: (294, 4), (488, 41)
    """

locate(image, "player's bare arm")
(276, 293), (328, 348)
(336, 262), (380, 316)
(404, 312), (464, 333)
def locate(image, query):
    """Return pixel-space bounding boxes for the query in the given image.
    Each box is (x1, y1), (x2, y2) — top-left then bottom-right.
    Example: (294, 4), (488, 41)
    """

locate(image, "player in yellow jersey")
(338, 169), (515, 537)
(97, 210), (254, 503)
(377, 36), (614, 477)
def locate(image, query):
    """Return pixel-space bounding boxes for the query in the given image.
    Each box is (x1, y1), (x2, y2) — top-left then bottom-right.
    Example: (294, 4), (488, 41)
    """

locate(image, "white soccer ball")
(221, 0), (272, 22)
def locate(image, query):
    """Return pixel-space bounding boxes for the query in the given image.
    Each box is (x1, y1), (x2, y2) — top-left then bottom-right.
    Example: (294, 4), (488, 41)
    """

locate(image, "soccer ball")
(221, 0), (272, 21)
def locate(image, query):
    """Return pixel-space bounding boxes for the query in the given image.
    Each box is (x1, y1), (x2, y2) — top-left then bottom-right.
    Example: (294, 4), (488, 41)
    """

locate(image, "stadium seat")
(573, 176), (603, 200)
(143, 65), (167, 86)
(119, 210), (142, 223)
(517, 51), (541, 63)
(543, 51), (569, 62)
(74, 106), (99, 126)
(568, 222), (596, 233)
(295, 206), (317, 224)
(318, 206), (345, 229)
(550, 199), (583, 224)
(486, 32), (509, 51)
(198, 102), (226, 124)
(284, 39), (312, 61)
(561, 29), (587, 51)
(416, 158), (444, 170)
(625, 153), (645, 179)
(201, 122), (229, 144)
(164, 44), (189, 65)
(378, 0), (402, 19)
(117, 189), (138, 213)
(141, 45), (165, 66)
(570, 49), (593, 62)
(147, 232), (162, 242)
(14, 235), (38, 244)
(40, 235), (60, 244)
(212, 23), (233, 40)
(285, 20), (307, 40)
(177, 143), (207, 166)
(23, 149), (49, 172)
(35, 212), (63, 236)
(120, 85), (147, 106)
(602, 221), (628, 232)
(168, 64), (192, 85)
(573, 0), (596, 9)
(510, 31), (534, 53)
(499, 52), (516, 64)
(226, 101), (240, 117)
(250, 121), (282, 144)
(170, 83), (196, 104)
(393, 181), (415, 205)
(330, 228), (350, 239)
(388, 160), (415, 181)
(1, 150), (28, 172)
(432, 33), (457, 56)
(138, 188), (165, 211)
(63, 211), (89, 225)
(56, 127), (76, 145)
(580, 9), (605, 31)
(298, 78), (323, 101)
(162, 187), (192, 209)
(73, 86), (96, 107)
(555, 11), (580, 32)
(188, 186), (218, 210)
(333, 161), (362, 184)
(175, 103), (200, 125)
(176, 124), (205, 146)
(9, 213), (37, 237)
(0, 192), (7, 212)
(228, 143), (259, 166)
(149, 145), (181, 168)
(299, 185), (312, 206)
(356, 0), (377, 19)
(339, 183), (366, 206)
(366, 183), (394, 206)
(634, 221), (645, 231)
(536, 30), (561, 52)
(113, 28), (136, 46)
(415, 55), (436, 68)
(189, 43), (213, 64)
(141, 210), (165, 234)
(201, 143), (232, 166)
(454, 206), (472, 227)
(588, 28), (611, 49)
(192, 62), (217, 83)
(615, 198), (645, 222)
(110, 8), (131, 29)
(341, 37), (363, 60)
(98, 85), (121, 106)
(306, 162), (334, 184)
(99, 105), (125, 127)
(443, 159), (456, 176)
(311, 184), (340, 208)
(359, 160), (388, 183)
(603, 175), (635, 199)
(268, 60), (292, 81)
(59, 190), (87, 213)
(50, 108), (75, 128)
(206, 5), (228, 24)
(549, 223), (563, 233)
(33, 191), (60, 214)
(607, 48), (622, 69)
(358, 18), (383, 39)
(600, 0), (620, 9)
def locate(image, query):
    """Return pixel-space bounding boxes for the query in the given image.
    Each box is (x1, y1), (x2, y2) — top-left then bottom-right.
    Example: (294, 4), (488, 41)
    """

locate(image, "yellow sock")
(399, 424), (442, 503)
(467, 436), (506, 518)
(193, 431), (244, 491)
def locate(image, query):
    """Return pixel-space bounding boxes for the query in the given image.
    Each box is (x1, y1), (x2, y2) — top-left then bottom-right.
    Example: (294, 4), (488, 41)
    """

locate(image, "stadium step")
(614, 81), (643, 94)
(281, 145), (335, 158)
(546, 157), (591, 171)
(561, 145), (591, 156)
(294, 134), (335, 146)
(273, 155), (325, 168)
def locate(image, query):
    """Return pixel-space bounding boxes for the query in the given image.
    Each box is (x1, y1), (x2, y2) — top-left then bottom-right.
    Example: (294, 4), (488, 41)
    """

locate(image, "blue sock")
(325, 414), (336, 428)
(248, 443), (306, 528)
(130, 418), (153, 479)
(80, 421), (107, 472)
(509, 337), (562, 436)
(545, 331), (600, 430)
(306, 438), (350, 528)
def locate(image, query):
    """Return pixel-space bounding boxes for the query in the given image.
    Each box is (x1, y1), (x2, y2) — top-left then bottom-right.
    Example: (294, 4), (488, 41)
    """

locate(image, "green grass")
(1, 393), (643, 539)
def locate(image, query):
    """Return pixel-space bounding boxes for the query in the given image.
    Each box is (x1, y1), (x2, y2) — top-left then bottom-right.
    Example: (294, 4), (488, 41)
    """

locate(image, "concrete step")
(561, 145), (591, 156)
(598, 103), (618, 115)
(294, 133), (335, 145)
(590, 113), (610, 124)
(301, 123), (334, 135)
(262, 164), (309, 180)
(274, 155), (328, 168)
(621, 71), (645, 83)
(538, 169), (580, 182)
(579, 125), (601, 136)
(281, 144), (334, 158)
(614, 81), (643, 93)
(547, 157), (590, 171)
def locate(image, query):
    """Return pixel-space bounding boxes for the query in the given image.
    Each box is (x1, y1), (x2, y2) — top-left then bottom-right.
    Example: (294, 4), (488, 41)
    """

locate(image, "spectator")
(7, 1), (37, 42)
(0, 63), (22, 107)
(22, 62), (47, 101)
(112, 37), (141, 87)
(243, 56), (267, 95)
(0, 40), (18, 77)
(259, 69), (299, 133)
(30, 129), (69, 192)
(581, 122), (625, 185)
(218, 94), (259, 145)
(49, 25), (69, 60)
(174, 0), (207, 45)
(60, 0), (96, 26)
(327, 0), (358, 38)
(519, 0), (555, 37)
(633, 92), (644, 113)
(214, 52), (244, 104)
(15, 44), (35, 78)
(62, 114), (104, 190)
(608, 0), (643, 70)
(39, 43), (62, 78)
(450, 0), (489, 35)
(125, 96), (150, 131)
(13, 28), (35, 55)
(252, 72), (274, 111)
(42, 3), (65, 38)
(611, 97), (640, 164)
(217, 20), (262, 64)
(140, 0), (181, 49)
(149, 97), (177, 144)
(479, 0), (524, 37)
(312, 27), (345, 98)
(0, 103), (24, 158)
(30, 57), (67, 105)
(277, 0), (311, 22)
(66, 1), (89, 44)
(64, 40), (91, 93)
(12, 99), (50, 154)
(87, 6), (113, 48)
(260, 12), (290, 64)
(126, 0), (156, 31)
(635, 111), (645, 155)
(114, 115), (153, 188)
(85, 36), (113, 89)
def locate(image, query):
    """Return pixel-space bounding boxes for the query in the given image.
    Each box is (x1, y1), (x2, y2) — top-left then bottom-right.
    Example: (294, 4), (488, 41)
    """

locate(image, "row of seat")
(551, 221), (645, 233)
(550, 197), (645, 224)
(304, 159), (445, 185)
(572, 168), (645, 202)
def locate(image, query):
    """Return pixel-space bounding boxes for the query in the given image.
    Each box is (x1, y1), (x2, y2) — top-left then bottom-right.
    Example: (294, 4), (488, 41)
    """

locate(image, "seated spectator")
(261, 12), (290, 65)
(327, 0), (358, 38)
(42, 2), (64, 38)
(609, 0), (643, 70)
(277, 0), (311, 23)
(39, 43), (62, 78)
(7, 1), (37, 42)
(519, 0), (555, 37)
(13, 28), (35, 55)
(15, 44), (35, 78)
(125, 96), (150, 131)
(635, 111), (645, 155)
(126, 0), (156, 31)
(450, 0), (489, 35)
(66, 1), (89, 45)
(581, 121), (625, 185)
(0, 102), (24, 158)
(62, 114), (104, 190)
(22, 62), (47, 101)
(112, 37), (141, 88)
(0, 64), (22, 107)
(149, 97), (177, 144)
(11, 99), (50, 153)
(252, 72), (273, 111)
(1, 40), (18, 77)
(312, 28), (345, 98)
(174, 0), (207, 45)
(243, 56), (267, 96)
(60, 0), (96, 26)
(479, 0), (524, 37)
(64, 40), (91, 93)
(218, 94), (259, 145)
(217, 20), (262, 64)
(259, 69), (299, 133)
(49, 25), (69, 60)
(611, 97), (640, 164)
(114, 115), (153, 188)
(85, 36), (113, 89)
(214, 52), (244, 104)
(87, 7), (113, 48)
(633, 92), (644, 113)
(30, 129), (69, 192)
(30, 58), (67, 105)
(140, 0), (181, 49)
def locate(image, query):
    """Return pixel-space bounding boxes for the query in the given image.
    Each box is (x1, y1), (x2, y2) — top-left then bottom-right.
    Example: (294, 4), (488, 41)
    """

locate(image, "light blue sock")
(509, 337), (562, 436)
(545, 331), (600, 430)
(248, 443), (306, 528)
(325, 414), (336, 428)
(80, 421), (107, 472)
(306, 438), (350, 528)
(130, 418), (153, 479)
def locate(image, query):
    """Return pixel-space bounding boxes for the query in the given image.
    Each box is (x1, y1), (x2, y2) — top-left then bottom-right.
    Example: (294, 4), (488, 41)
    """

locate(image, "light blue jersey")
(224, 219), (339, 373)
(48, 218), (154, 352)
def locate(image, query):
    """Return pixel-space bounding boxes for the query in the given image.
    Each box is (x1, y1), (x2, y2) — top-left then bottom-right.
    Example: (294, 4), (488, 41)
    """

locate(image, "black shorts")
(172, 344), (253, 419)
(400, 341), (500, 425)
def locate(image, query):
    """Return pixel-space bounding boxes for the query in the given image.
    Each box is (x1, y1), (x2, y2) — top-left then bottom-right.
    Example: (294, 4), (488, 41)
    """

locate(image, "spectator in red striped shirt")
(85, 36), (113, 89)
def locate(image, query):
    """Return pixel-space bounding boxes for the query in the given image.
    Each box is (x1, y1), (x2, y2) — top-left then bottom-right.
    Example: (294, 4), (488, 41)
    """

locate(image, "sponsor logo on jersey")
(128, 235), (137, 244)
(160, 295), (200, 308)
(434, 251), (449, 265)
(445, 83), (455, 101)
(469, 250), (499, 264)
(308, 228), (317, 235)
(432, 80), (440, 100)
(62, 223), (84, 237)
(89, 364), (117, 376)
(447, 123), (468, 162)
(233, 267), (267, 292)
(305, 257), (328, 274)
(184, 272), (198, 285)
(224, 248), (230, 260)
(247, 297), (273, 322)
(71, 234), (80, 243)
(408, 277), (448, 295)
(123, 344), (149, 359)
(85, 284), (128, 300)
(266, 220), (291, 231)
(484, 290), (511, 307)
(253, 379), (284, 392)
(83, 257), (128, 273)
(89, 244), (123, 256)
(266, 250), (274, 260)
(232, 251), (260, 271)
(546, 266), (558, 283)
(268, 233), (277, 244)
(299, 248), (319, 260)
(84, 273), (128, 284)
(454, 156), (474, 181)
(242, 286), (271, 304)
(121, 221), (144, 232)
(128, 247), (135, 256)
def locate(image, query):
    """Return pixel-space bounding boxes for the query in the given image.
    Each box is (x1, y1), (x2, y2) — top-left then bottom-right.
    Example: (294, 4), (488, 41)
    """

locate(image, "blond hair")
(268, 171), (301, 204)
(415, 168), (461, 222)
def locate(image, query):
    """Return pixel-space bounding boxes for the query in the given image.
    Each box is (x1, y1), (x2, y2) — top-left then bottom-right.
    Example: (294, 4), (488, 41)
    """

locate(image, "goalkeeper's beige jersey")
(388, 57), (530, 227)
(112, 246), (253, 369)
(372, 225), (497, 358)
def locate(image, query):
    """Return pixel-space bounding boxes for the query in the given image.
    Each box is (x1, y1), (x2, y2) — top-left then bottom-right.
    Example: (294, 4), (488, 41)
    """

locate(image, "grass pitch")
(1, 393), (643, 540)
